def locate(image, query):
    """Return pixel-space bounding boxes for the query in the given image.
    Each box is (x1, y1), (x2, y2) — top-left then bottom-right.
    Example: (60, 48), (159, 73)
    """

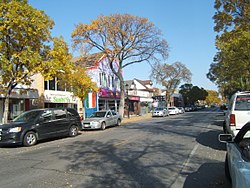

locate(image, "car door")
(52, 109), (69, 135)
(111, 111), (118, 125)
(105, 111), (114, 127)
(36, 109), (55, 139)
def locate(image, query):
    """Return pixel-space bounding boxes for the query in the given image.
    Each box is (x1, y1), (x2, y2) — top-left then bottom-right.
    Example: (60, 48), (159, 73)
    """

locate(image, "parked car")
(224, 91), (250, 136)
(219, 122), (250, 188)
(184, 106), (192, 112)
(178, 107), (185, 114)
(168, 106), (179, 115)
(82, 110), (122, 130)
(0, 108), (81, 147)
(152, 107), (168, 117)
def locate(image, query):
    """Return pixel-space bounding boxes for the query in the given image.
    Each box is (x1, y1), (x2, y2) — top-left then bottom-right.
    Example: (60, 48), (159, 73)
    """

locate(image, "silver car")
(82, 110), (122, 130)
(152, 107), (168, 117)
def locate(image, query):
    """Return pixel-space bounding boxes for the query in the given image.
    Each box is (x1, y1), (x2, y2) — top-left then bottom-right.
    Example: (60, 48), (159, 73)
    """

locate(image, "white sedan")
(168, 107), (179, 115)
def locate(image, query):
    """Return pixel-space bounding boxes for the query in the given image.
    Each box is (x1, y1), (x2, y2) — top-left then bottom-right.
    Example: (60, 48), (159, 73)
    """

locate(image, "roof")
(134, 79), (152, 89)
(71, 52), (105, 68)
(124, 79), (154, 92)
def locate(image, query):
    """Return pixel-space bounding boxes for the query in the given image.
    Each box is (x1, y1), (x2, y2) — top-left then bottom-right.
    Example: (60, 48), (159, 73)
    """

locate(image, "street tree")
(150, 62), (192, 106)
(179, 84), (208, 106)
(207, 0), (250, 96)
(60, 66), (98, 101)
(0, 0), (95, 123)
(188, 86), (208, 105)
(205, 90), (221, 106)
(71, 14), (168, 116)
(179, 83), (193, 106)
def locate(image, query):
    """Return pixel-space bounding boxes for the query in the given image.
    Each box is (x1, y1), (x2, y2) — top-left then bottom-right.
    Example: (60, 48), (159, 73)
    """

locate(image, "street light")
(125, 83), (130, 118)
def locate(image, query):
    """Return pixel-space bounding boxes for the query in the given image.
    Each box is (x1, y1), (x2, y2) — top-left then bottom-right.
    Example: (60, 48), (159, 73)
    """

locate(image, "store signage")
(44, 90), (76, 104)
(129, 96), (140, 101)
(99, 88), (120, 98)
(52, 96), (71, 103)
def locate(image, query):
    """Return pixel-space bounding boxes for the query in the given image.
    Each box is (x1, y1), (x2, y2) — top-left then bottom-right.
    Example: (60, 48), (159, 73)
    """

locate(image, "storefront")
(125, 96), (140, 117)
(0, 88), (39, 123)
(98, 88), (120, 111)
(44, 90), (78, 109)
(84, 88), (120, 118)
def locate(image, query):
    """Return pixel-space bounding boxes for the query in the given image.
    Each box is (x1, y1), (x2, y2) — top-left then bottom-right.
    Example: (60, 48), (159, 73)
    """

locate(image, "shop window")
(108, 76), (110, 88)
(99, 73), (101, 87)
(112, 76), (114, 88)
(57, 78), (66, 91)
(44, 81), (48, 90)
(49, 78), (56, 90)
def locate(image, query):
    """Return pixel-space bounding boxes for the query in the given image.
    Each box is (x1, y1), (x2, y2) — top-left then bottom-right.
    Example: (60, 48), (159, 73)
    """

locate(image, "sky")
(29, 0), (218, 91)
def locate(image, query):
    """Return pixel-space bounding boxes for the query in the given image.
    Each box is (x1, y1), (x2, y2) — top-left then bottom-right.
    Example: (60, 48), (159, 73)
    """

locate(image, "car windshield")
(155, 108), (164, 111)
(13, 110), (42, 123)
(235, 95), (250, 110)
(169, 107), (175, 110)
(243, 131), (250, 139)
(89, 111), (106, 118)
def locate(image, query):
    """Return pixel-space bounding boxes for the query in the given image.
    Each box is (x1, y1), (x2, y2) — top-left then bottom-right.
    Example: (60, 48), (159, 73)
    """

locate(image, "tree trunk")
(119, 85), (125, 117)
(3, 95), (10, 124)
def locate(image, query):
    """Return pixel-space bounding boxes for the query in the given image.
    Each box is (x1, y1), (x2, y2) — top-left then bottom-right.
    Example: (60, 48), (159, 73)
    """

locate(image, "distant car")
(219, 122), (250, 188)
(0, 108), (81, 147)
(184, 106), (192, 112)
(82, 110), (122, 130)
(152, 107), (168, 117)
(178, 107), (185, 114)
(224, 91), (250, 136)
(168, 106), (179, 115)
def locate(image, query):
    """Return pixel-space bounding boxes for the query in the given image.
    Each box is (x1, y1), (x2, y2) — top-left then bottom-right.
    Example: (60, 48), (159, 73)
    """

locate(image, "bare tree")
(150, 62), (192, 106)
(71, 14), (169, 116)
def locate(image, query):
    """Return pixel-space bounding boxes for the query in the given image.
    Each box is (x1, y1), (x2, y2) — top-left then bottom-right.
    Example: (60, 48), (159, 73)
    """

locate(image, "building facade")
(31, 74), (83, 116)
(124, 79), (154, 117)
(73, 53), (121, 118)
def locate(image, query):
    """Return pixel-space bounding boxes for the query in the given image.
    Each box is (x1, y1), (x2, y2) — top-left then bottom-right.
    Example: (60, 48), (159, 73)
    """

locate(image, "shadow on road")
(184, 162), (231, 188)
(196, 129), (226, 151)
(51, 139), (189, 188)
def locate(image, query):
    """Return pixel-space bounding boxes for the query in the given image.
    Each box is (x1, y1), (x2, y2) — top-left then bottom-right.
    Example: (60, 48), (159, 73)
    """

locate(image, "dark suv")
(0, 108), (81, 146)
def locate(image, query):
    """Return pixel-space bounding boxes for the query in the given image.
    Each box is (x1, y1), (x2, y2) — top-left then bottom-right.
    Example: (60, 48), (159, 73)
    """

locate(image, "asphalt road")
(0, 108), (231, 188)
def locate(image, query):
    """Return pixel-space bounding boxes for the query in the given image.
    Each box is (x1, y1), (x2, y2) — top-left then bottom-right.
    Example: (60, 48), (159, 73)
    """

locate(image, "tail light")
(229, 114), (236, 126)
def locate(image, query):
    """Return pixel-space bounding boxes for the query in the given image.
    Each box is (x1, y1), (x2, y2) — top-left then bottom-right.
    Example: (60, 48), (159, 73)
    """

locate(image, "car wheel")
(69, 125), (78, 137)
(117, 119), (121, 126)
(225, 155), (232, 182)
(101, 122), (106, 130)
(23, 131), (37, 147)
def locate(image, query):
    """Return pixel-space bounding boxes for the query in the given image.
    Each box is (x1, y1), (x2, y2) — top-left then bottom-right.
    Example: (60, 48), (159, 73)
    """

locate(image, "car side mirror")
(219, 134), (233, 143)
(107, 115), (111, 118)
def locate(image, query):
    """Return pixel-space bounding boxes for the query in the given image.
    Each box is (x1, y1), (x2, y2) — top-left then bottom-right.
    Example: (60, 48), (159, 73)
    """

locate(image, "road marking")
(182, 144), (199, 172)
(171, 124), (213, 188)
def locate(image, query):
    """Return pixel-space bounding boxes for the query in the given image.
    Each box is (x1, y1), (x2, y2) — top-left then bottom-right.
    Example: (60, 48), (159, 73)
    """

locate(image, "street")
(0, 108), (231, 188)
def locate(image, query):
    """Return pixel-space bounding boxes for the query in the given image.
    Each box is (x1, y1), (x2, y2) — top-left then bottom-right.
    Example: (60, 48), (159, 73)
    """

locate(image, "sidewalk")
(122, 113), (152, 124)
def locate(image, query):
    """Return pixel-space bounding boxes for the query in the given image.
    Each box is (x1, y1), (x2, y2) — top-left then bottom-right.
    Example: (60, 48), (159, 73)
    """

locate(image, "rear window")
(235, 95), (250, 111)
(67, 108), (79, 117)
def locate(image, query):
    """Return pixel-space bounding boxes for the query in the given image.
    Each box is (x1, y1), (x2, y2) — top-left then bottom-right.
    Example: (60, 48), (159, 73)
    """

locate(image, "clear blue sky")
(29, 0), (218, 91)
